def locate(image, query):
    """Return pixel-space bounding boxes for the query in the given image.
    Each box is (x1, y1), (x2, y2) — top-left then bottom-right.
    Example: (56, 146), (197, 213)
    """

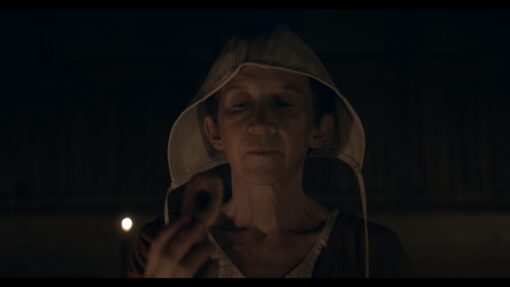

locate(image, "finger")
(177, 242), (215, 277)
(155, 240), (212, 278)
(144, 216), (191, 277)
(161, 221), (209, 266)
(198, 258), (220, 278)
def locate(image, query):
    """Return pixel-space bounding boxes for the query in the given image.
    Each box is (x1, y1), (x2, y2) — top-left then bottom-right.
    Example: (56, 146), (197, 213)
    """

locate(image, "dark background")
(1, 9), (509, 277)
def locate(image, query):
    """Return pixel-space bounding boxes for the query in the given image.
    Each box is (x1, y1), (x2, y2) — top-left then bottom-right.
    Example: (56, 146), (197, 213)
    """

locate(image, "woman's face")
(205, 65), (325, 185)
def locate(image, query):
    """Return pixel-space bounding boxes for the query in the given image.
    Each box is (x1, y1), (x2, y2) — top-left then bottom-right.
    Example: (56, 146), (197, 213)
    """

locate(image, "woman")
(128, 25), (411, 278)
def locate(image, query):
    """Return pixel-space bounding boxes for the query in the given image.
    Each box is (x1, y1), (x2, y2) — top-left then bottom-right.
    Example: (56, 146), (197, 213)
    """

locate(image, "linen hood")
(163, 25), (370, 277)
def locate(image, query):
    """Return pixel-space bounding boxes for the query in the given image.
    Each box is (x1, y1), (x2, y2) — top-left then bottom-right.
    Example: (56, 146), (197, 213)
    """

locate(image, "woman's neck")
(221, 172), (329, 235)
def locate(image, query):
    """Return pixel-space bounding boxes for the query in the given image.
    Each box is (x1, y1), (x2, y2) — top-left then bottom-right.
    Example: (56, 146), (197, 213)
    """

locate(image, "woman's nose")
(248, 123), (276, 135)
(247, 107), (276, 135)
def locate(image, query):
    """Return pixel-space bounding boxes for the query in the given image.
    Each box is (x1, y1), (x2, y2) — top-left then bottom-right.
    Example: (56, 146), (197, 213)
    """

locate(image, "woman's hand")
(144, 173), (224, 278)
(144, 215), (219, 278)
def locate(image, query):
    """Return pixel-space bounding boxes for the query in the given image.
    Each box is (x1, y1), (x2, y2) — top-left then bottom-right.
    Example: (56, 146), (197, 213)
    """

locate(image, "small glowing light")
(121, 217), (133, 232)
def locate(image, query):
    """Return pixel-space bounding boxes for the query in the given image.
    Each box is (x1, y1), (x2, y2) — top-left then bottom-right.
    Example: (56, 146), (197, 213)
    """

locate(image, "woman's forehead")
(224, 65), (311, 92)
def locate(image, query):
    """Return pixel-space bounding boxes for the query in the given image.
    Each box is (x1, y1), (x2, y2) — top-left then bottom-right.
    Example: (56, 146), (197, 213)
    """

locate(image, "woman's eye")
(275, 101), (294, 108)
(233, 102), (251, 108)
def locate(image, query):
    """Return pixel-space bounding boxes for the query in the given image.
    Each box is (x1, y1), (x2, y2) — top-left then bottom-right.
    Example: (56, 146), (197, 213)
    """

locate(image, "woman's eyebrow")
(221, 84), (246, 96)
(280, 84), (305, 95)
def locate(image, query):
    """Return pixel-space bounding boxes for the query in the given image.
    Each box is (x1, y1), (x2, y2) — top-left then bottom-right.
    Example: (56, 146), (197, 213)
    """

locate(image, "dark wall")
(1, 9), (509, 277)
(0, 10), (315, 211)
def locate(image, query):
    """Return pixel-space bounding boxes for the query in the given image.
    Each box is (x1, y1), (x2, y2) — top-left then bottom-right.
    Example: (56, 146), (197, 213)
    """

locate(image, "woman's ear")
(204, 116), (224, 151)
(309, 114), (334, 149)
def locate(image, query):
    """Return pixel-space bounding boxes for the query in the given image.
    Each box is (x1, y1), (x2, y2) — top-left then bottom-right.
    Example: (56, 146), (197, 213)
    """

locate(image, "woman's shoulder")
(331, 210), (399, 238)
(321, 209), (412, 277)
